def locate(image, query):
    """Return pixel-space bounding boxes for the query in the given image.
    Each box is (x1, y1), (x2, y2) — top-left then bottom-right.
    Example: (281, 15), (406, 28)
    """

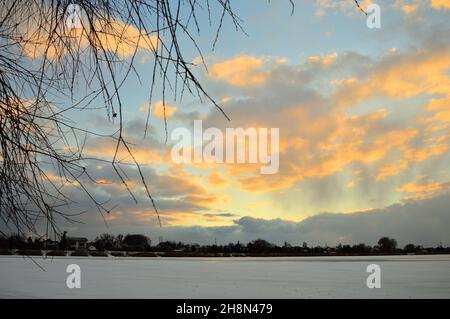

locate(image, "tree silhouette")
(377, 236), (397, 253)
(124, 234), (150, 251)
(94, 233), (116, 250)
(59, 231), (68, 250)
(247, 238), (274, 253)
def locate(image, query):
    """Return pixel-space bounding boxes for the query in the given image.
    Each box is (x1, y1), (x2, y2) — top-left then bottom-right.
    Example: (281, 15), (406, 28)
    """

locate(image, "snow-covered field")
(1, 255), (449, 298)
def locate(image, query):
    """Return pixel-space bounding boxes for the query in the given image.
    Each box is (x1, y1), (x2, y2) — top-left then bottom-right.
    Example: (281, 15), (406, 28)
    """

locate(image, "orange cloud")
(44, 173), (80, 187)
(217, 110), (420, 193)
(404, 144), (448, 162)
(208, 170), (230, 187)
(315, 0), (374, 16)
(331, 77), (373, 110)
(396, 178), (450, 200)
(168, 46), (450, 197)
(376, 137), (449, 181)
(90, 19), (158, 58)
(123, 210), (202, 226)
(376, 160), (409, 181)
(84, 139), (163, 165)
(368, 50), (450, 98)
(422, 96), (450, 134)
(431, 0), (450, 9)
(209, 55), (268, 87)
(140, 100), (177, 119)
(22, 18), (157, 59)
(308, 53), (338, 66)
(401, 4), (419, 13)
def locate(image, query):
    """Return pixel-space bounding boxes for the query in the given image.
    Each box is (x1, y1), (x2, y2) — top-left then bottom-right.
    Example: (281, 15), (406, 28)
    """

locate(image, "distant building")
(68, 237), (88, 250)
(42, 239), (59, 250)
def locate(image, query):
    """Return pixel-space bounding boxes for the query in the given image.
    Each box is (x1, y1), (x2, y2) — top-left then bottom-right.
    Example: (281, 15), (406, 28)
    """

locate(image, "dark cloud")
(203, 212), (237, 218)
(157, 192), (450, 246)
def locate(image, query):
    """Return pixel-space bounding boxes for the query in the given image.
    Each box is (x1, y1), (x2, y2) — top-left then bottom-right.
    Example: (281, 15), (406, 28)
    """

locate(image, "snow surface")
(1, 255), (449, 298)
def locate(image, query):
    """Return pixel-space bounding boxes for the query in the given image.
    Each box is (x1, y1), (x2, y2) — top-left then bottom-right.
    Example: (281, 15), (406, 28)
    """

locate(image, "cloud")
(21, 17), (158, 59)
(193, 39), (450, 196)
(34, 145), (229, 228)
(314, 0), (374, 16)
(396, 177), (450, 200)
(401, 4), (419, 13)
(425, 96), (450, 130)
(367, 48), (450, 98)
(140, 100), (177, 119)
(83, 138), (164, 165)
(202, 212), (238, 223)
(307, 52), (338, 66)
(376, 160), (409, 181)
(208, 169), (230, 187)
(431, 0), (450, 10)
(81, 117), (168, 166)
(209, 55), (268, 88)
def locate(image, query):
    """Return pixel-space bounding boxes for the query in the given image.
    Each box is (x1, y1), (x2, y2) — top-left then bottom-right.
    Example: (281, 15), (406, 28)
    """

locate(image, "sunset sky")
(29, 0), (450, 246)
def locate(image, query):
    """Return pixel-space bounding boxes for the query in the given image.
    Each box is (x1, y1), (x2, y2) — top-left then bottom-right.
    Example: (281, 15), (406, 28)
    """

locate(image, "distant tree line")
(1, 234), (449, 256)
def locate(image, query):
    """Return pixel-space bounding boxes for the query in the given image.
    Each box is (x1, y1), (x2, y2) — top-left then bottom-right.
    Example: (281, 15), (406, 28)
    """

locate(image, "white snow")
(1, 255), (449, 298)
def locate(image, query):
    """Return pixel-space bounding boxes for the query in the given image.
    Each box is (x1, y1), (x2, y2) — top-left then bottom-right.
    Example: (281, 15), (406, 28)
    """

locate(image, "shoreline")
(2, 249), (450, 259)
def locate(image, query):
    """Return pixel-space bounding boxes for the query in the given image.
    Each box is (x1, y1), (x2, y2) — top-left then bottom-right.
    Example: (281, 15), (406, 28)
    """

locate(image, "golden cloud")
(431, 0), (450, 10)
(396, 178), (450, 200)
(209, 55), (268, 87)
(308, 53), (338, 66)
(83, 139), (163, 165)
(368, 50), (450, 98)
(401, 4), (419, 13)
(208, 169), (230, 187)
(139, 100), (177, 119)
(22, 18), (158, 59)
(195, 49), (450, 193)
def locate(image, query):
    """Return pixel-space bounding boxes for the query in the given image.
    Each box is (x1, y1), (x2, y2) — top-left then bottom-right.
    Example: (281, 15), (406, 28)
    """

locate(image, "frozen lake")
(1, 255), (449, 298)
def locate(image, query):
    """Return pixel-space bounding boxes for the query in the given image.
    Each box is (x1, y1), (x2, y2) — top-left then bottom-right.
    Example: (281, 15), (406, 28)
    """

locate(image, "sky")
(12, 0), (450, 246)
